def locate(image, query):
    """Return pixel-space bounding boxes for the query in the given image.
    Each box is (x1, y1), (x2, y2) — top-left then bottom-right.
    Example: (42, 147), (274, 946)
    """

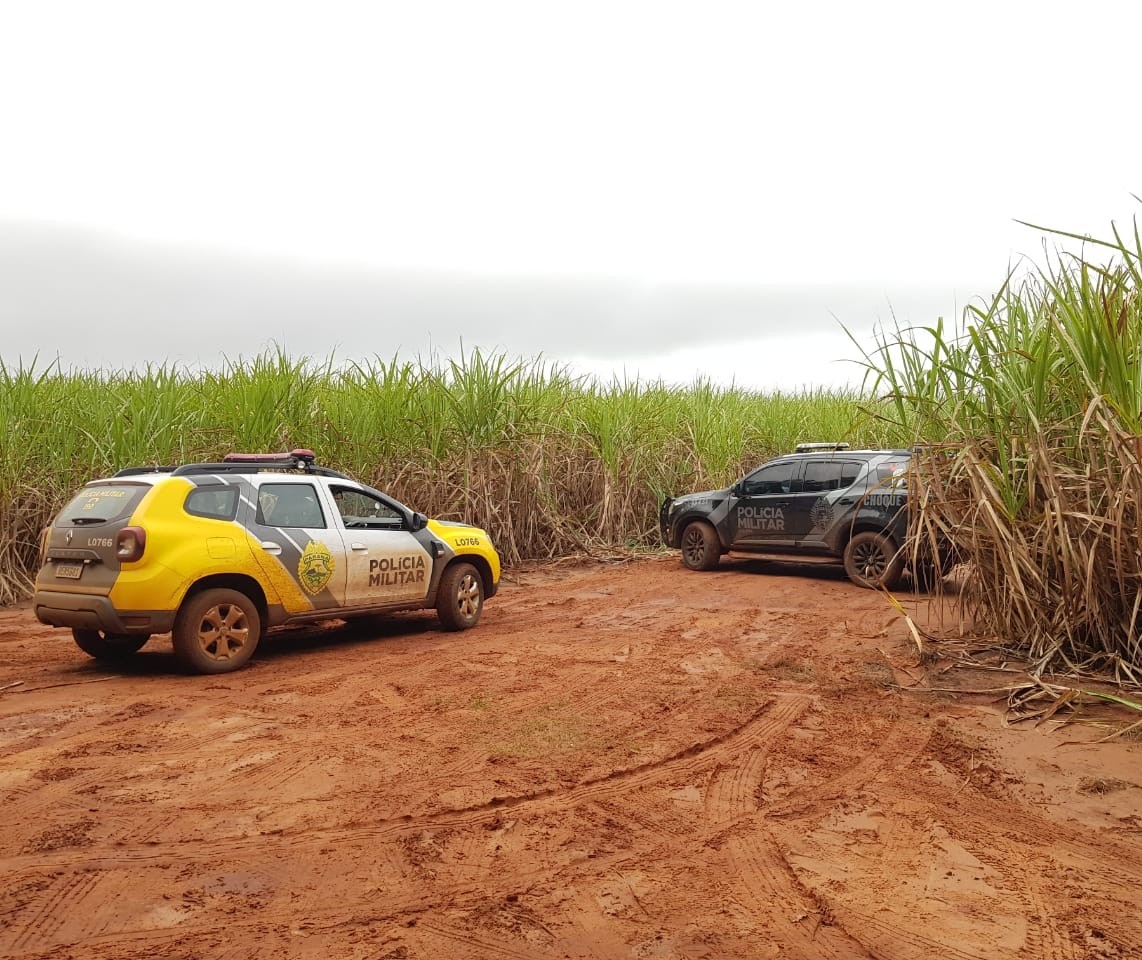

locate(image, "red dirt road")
(2, 556), (1141, 959)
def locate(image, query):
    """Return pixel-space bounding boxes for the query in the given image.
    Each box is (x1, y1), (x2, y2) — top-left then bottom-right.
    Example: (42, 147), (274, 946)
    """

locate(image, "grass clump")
(0, 351), (898, 603)
(857, 213), (1142, 681)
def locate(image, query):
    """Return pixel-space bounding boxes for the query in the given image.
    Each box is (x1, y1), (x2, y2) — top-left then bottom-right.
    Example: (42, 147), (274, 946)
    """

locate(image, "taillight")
(116, 526), (147, 563)
(39, 526), (50, 565)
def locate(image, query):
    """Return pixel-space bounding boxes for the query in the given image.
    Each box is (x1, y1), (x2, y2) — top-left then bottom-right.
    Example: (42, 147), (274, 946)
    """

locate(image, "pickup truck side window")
(802, 461), (861, 492)
(875, 462), (909, 488)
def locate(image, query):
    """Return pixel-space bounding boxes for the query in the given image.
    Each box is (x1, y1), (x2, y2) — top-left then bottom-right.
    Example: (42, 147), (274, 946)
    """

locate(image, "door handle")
(350, 543), (368, 552)
(838, 498), (855, 505)
(260, 541), (282, 555)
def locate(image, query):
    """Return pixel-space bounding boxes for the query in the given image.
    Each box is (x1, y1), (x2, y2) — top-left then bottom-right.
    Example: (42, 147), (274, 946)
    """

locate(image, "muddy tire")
(437, 562), (484, 630)
(680, 521), (722, 571)
(72, 629), (149, 661)
(843, 532), (904, 590)
(172, 588), (260, 674)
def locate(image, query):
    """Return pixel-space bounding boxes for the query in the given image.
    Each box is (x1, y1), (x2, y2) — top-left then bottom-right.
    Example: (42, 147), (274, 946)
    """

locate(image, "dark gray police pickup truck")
(660, 443), (944, 589)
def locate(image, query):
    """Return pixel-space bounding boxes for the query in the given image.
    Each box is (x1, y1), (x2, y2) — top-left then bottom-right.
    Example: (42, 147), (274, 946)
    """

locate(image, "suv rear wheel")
(680, 521), (722, 571)
(172, 588), (261, 674)
(843, 532), (904, 589)
(72, 629), (149, 661)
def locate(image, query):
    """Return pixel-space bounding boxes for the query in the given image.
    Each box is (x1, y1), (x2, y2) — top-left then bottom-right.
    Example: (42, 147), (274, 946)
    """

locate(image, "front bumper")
(659, 498), (675, 547)
(34, 591), (175, 636)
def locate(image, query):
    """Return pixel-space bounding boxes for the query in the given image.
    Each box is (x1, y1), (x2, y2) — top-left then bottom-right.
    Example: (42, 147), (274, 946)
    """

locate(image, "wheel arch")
(672, 513), (725, 549)
(834, 520), (900, 555)
(181, 574), (269, 624)
(445, 554), (496, 599)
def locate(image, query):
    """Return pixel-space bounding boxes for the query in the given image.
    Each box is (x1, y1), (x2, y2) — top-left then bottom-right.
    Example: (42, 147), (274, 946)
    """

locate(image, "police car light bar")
(794, 442), (851, 453)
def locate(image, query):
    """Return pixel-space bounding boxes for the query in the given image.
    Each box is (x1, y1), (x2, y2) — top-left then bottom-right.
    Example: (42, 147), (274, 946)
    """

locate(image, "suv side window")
(256, 483), (326, 528)
(802, 461), (862, 493)
(332, 487), (404, 529)
(185, 485), (240, 521)
(742, 461), (797, 495)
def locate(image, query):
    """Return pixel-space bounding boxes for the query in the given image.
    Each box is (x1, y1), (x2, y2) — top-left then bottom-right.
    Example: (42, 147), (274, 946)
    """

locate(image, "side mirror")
(410, 511), (429, 531)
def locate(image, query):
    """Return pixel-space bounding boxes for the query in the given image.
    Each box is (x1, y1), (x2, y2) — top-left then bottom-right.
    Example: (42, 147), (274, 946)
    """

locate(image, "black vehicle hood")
(669, 487), (732, 507)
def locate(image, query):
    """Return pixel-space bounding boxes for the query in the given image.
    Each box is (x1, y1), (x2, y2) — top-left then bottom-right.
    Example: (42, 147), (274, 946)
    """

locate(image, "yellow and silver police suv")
(34, 449), (501, 674)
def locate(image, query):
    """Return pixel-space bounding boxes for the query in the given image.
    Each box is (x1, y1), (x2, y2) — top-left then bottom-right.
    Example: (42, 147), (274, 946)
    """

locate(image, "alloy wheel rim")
(457, 574), (480, 618)
(197, 603), (249, 661)
(683, 529), (705, 563)
(856, 543), (886, 578)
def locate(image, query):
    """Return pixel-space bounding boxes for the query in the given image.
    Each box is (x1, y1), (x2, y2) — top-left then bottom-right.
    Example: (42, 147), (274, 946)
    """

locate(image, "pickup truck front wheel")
(843, 532), (904, 589)
(680, 521), (722, 571)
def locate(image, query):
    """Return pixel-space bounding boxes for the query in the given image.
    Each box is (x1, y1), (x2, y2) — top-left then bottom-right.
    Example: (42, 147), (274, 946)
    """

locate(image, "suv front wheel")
(680, 521), (722, 571)
(843, 532), (904, 590)
(173, 588), (261, 674)
(437, 562), (484, 630)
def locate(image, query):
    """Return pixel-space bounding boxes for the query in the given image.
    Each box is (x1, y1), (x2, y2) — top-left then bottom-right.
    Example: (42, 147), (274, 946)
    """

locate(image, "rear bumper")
(33, 591), (174, 636)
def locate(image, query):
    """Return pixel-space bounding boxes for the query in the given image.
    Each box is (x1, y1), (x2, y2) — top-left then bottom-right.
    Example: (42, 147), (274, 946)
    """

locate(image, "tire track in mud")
(230, 751), (314, 795)
(706, 707), (1086, 960)
(1, 695), (811, 956)
(726, 829), (873, 959)
(413, 919), (560, 960)
(766, 714), (934, 819)
(4, 873), (102, 954)
(754, 715), (1104, 959)
(702, 747), (767, 828)
(699, 715), (874, 959)
(823, 906), (1024, 960)
(8, 693), (813, 874)
(912, 799), (1136, 955)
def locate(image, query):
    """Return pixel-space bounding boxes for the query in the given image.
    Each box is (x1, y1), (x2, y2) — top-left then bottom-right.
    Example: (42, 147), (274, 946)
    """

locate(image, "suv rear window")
(57, 484), (149, 525)
(185, 485), (240, 521)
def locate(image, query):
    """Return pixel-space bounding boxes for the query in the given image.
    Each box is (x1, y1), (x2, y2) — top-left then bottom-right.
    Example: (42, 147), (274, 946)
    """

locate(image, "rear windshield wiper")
(69, 517), (108, 525)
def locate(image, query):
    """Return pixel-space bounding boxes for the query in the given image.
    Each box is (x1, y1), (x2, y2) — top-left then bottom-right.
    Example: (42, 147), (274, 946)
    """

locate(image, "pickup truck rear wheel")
(680, 521), (722, 571)
(172, 588), (261, 674)
(72, 629), (149, 661)
(843, 532), (904, 589)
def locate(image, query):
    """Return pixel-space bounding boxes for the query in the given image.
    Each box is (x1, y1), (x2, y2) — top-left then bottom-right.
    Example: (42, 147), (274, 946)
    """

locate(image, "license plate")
(55, 563), (84, 579)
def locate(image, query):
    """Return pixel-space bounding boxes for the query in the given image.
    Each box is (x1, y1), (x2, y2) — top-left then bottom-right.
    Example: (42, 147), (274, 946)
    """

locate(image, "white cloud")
(0, 1), (1138, 379)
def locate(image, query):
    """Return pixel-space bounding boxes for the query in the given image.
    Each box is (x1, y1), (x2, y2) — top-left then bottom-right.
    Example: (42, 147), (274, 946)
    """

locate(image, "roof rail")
(170, 448), (350, 480)
(113, 465), (177, 477)
(222, 448), (316, 465)
(794, 442), (851, 453)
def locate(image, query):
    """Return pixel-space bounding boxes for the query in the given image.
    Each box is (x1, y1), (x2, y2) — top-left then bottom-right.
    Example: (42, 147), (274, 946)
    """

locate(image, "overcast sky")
(1, 1), (1138, 389)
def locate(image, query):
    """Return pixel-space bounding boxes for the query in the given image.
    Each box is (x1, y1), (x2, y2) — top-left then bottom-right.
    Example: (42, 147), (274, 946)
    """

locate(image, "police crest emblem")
(298, 540), (335, 595)
(809, 498), (834, 529)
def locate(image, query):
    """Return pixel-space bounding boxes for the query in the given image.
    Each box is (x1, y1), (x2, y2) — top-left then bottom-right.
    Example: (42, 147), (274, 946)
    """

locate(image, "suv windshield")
(57, 484), (149, 525)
